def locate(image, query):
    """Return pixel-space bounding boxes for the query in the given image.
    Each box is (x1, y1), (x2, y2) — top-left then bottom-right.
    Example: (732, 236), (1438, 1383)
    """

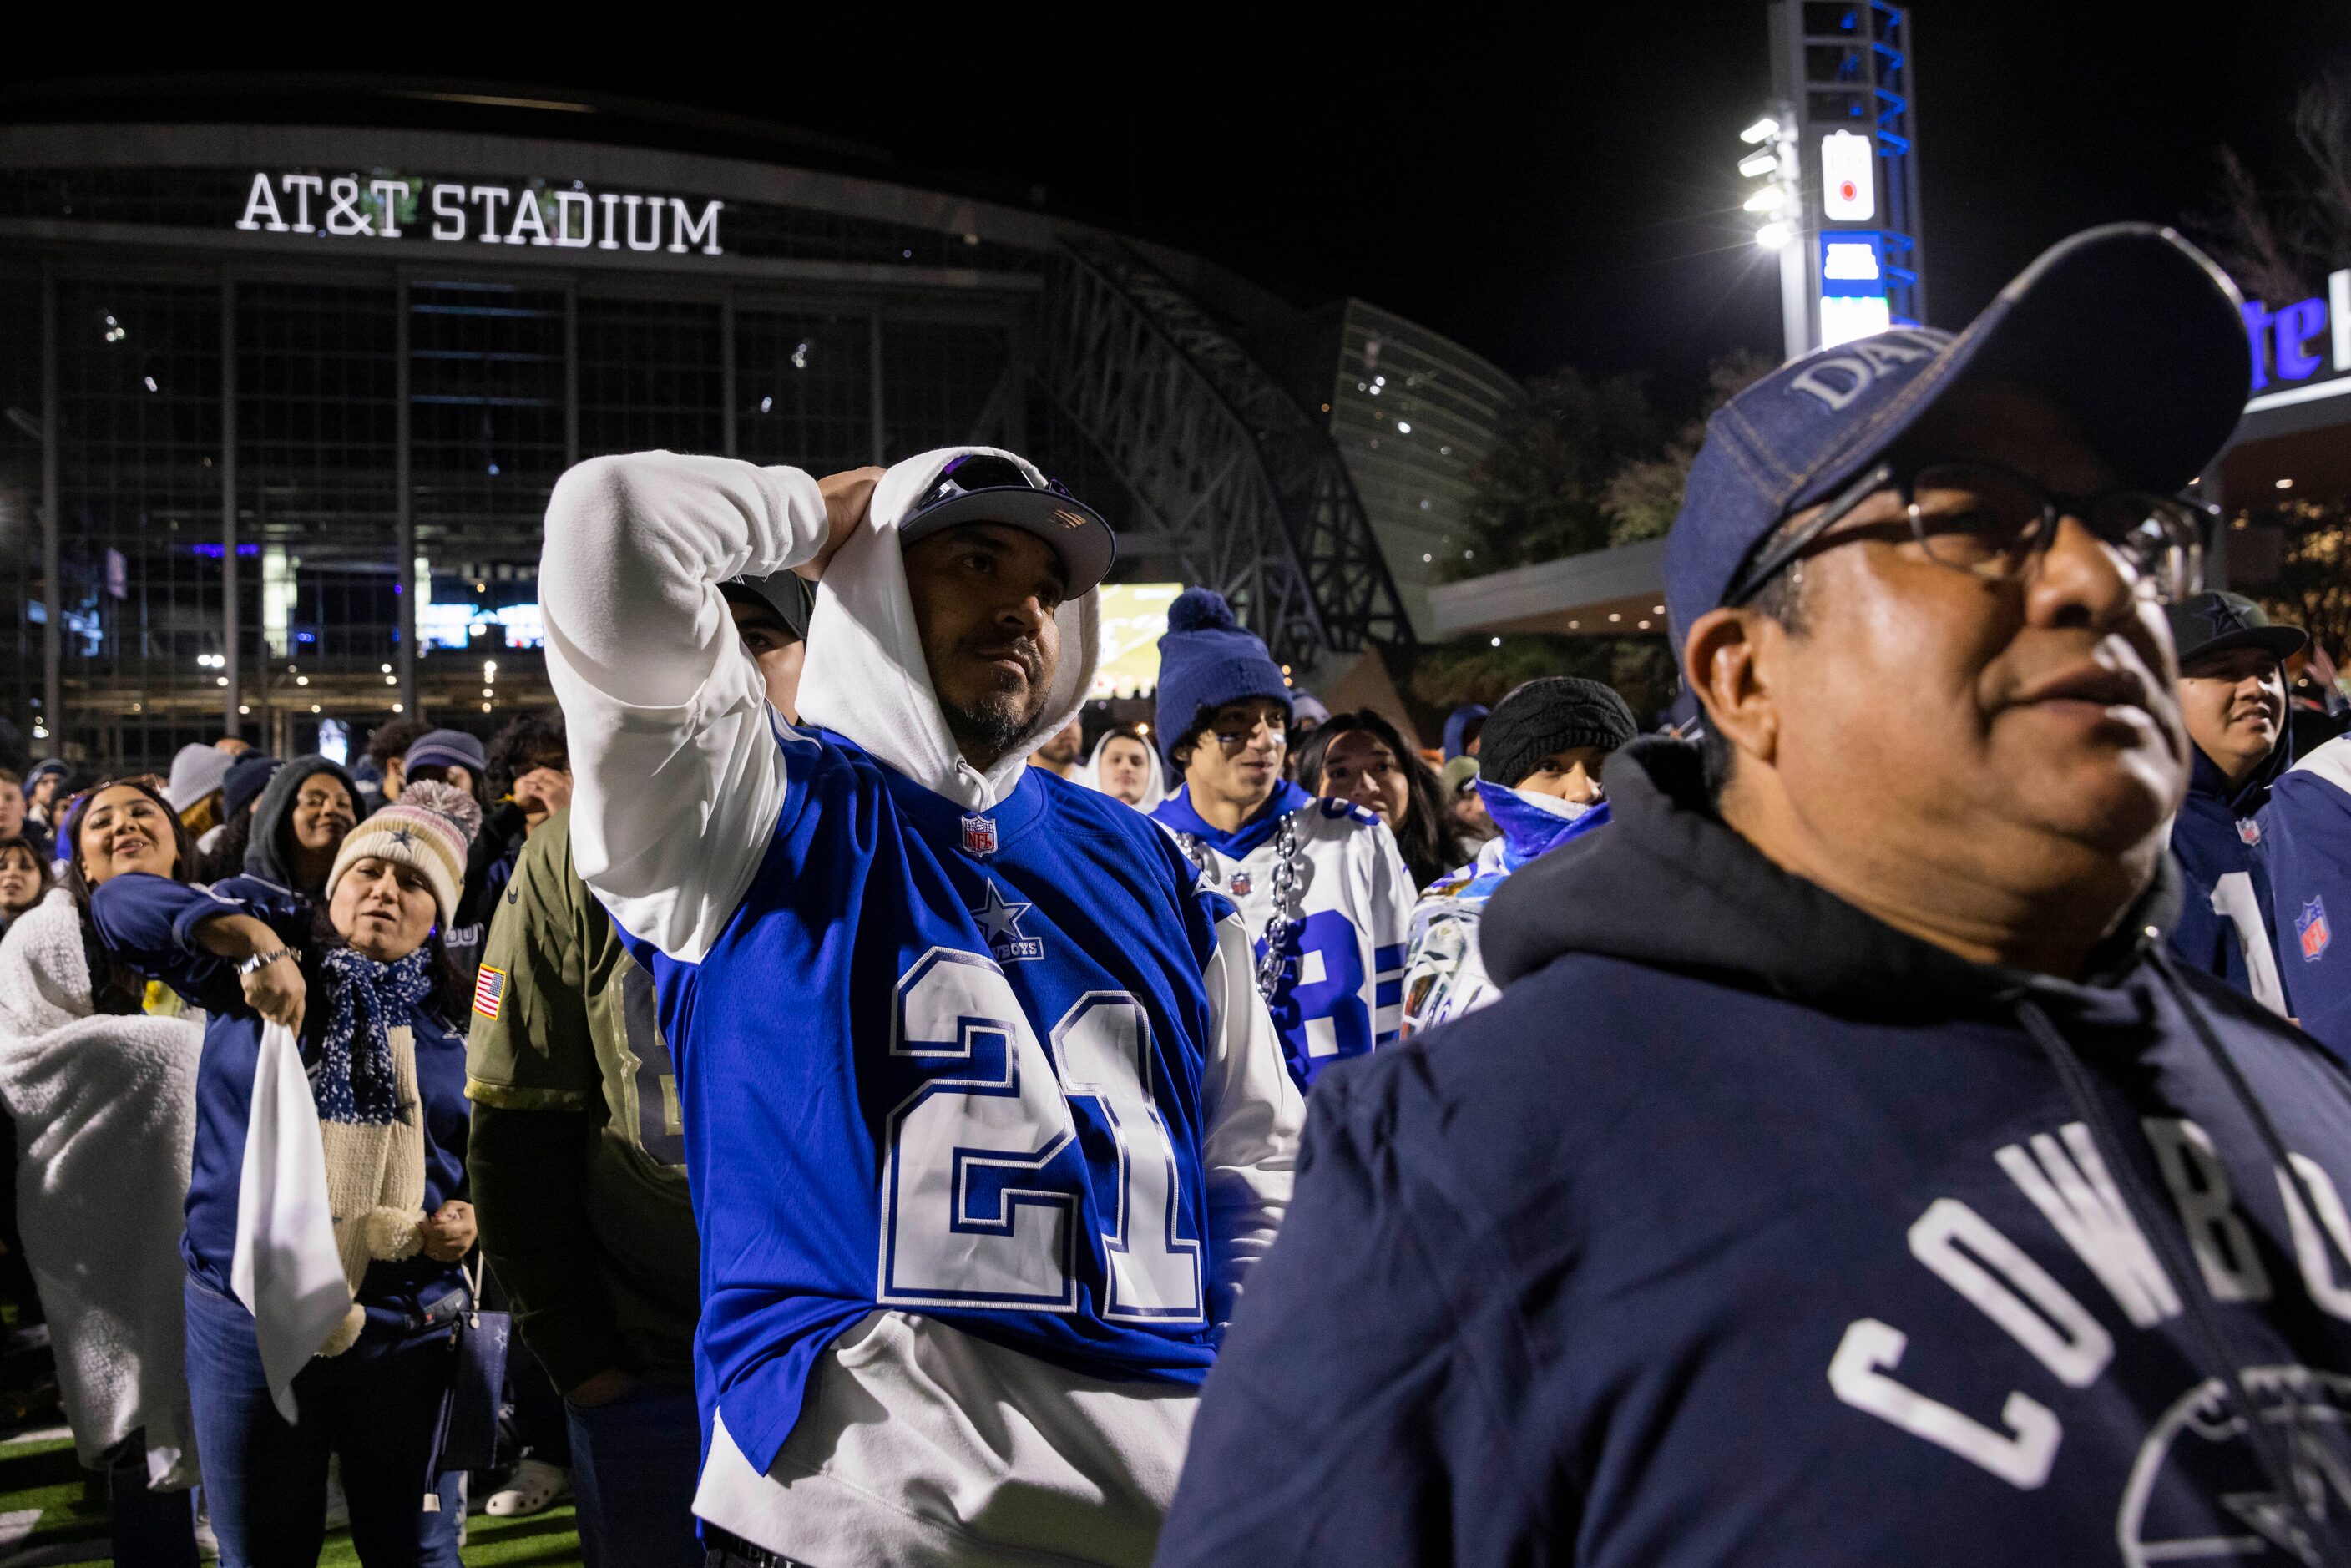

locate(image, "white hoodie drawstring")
(954, 758), (993, 812)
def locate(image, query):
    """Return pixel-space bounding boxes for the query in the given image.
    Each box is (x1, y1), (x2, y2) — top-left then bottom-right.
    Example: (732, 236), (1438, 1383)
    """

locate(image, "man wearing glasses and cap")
(1161, 226), (2351, 1565)
(540, 448), (1300, 1567)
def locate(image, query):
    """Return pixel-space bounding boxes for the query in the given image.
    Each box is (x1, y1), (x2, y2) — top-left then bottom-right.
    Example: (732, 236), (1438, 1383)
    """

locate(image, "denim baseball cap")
(1664, 223), (2251, 646)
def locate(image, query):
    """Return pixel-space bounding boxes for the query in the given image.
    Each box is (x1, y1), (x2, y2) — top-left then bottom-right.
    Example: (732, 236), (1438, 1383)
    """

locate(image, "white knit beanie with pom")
(323, 779), (479, 923)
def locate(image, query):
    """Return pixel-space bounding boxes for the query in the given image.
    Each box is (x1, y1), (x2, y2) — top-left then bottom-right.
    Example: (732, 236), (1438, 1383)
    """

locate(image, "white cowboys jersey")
(1155, 791), (1416, 1089)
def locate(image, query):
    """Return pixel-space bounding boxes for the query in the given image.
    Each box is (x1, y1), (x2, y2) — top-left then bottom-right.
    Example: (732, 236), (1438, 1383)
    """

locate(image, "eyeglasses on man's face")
(1725, 460), (2210, 609)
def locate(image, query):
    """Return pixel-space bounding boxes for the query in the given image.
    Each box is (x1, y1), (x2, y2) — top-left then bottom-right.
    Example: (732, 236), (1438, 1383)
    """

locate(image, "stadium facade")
(0, 83), (1516, 770)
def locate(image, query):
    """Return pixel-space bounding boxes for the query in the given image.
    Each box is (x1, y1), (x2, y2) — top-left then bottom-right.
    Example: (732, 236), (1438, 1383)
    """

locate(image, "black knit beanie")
(1479, 677), (1639, 789)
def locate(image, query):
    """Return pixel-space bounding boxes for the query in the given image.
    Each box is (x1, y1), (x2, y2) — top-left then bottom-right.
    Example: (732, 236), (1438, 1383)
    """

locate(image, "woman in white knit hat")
(90, 781), (483, 1568)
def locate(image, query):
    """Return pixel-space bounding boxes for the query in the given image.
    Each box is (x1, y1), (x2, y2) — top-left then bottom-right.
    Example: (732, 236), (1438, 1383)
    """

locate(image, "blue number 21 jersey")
(640, 730), (1277, 1474)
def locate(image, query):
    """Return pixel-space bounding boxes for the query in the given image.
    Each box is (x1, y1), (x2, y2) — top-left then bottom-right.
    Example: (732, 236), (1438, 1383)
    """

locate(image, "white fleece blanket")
(0, 889), (200, 1486)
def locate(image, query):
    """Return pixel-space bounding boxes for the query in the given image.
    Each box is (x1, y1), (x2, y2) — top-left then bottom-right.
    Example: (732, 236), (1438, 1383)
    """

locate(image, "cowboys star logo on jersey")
(970, 880), (1043, 964)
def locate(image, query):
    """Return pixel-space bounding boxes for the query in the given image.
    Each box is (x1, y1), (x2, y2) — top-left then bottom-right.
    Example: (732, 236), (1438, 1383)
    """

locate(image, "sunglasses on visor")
(910, 453), (1077, 515)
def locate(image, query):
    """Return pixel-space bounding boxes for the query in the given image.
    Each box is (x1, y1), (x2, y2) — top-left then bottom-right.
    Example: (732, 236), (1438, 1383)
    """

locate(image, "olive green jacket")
(464, 807), (697, 1390)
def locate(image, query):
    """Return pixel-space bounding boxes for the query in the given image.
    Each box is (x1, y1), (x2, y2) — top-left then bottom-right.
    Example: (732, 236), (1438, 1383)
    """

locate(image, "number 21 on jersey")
(877, 948), (1205, 1323)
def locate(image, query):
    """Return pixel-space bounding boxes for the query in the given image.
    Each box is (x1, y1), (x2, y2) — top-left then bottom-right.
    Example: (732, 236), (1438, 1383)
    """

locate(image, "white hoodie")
(1078, 730), (1168, 814)
(542, 447), (1300, 1568)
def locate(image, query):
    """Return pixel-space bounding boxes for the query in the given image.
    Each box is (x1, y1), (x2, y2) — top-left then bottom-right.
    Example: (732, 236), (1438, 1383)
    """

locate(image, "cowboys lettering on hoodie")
(1146, 589), (1414, 1090)
(2162, 592), (2304, 1016)
(538, 447), (1301, 1568)
(1160, 225), (2351, 1567)
(1401, 676), (1636, 1034)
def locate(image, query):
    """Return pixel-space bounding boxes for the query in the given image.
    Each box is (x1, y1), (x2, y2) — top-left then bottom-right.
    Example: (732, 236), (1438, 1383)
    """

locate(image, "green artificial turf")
(0, 1431), (585, 1567)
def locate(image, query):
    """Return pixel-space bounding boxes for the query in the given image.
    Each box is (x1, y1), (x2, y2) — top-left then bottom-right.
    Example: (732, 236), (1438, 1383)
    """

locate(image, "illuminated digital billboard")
(1091, 584), (1181, 699)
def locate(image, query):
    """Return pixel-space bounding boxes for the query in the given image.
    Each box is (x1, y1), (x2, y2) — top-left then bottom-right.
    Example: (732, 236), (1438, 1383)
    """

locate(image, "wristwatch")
(237, 947), (298, 976)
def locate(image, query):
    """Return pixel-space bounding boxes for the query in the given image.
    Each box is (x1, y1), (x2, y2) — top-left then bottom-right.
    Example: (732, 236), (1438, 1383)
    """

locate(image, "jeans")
(566, 1378), (702, 1568)
(104, 1434), (197, 1568)
(183, 1275), (462, 1568)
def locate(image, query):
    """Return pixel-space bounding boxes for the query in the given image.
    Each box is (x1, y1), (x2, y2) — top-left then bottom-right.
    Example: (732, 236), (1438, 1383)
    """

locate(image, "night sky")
(13, 3), (2351, 400)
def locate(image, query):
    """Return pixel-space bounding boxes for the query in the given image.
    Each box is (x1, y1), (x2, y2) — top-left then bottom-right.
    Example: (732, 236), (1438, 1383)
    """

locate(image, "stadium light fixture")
(1740, 116), (1781, 144)
(1738, 149), (1777, 179)
(1755, 221), (1794, 250)
(1743, 186), (1787, 213)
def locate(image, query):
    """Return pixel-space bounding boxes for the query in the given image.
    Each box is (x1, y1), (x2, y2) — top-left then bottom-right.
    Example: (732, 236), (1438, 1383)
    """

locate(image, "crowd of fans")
(2, 223), (2351, 1566)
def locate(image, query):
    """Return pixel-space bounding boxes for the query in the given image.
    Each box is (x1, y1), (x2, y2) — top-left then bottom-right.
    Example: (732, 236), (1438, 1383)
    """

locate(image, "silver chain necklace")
(1179, 809), (1304, 1009)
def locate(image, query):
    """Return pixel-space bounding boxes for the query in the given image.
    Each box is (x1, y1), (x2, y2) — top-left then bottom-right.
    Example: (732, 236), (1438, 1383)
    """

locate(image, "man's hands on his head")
(798, 467), (887, 581)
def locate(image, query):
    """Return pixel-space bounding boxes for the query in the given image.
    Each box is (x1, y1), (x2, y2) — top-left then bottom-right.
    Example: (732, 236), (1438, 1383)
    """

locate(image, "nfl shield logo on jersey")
(2237, 817), (2263, 847)
(2301, 897), (2333, 962)
(961, 812), (999, 857)
(1231, 872), (1252, 897)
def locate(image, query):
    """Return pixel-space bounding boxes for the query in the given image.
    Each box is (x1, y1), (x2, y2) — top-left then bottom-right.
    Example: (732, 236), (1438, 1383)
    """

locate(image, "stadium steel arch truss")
(1037, 236), (1412, 674)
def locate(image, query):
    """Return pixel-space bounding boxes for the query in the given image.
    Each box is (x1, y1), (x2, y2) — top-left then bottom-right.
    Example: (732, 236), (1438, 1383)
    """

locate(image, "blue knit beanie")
(1152, 589), (1293, 771)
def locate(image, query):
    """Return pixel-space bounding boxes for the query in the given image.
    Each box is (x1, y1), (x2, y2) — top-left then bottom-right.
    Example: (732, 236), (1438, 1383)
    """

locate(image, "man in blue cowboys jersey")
(539, 448), (1302, 1568)
(1147, 589), (1415, 1090)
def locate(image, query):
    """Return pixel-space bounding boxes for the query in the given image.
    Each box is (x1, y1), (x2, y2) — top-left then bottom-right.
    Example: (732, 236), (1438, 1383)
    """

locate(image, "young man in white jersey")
(540, 449), (1302, 1568)
(1147, 589), (1414, 1090)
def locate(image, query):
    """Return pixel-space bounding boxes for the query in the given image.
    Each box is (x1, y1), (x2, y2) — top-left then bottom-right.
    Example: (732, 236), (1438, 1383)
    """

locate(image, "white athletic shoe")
(483, 1458), (569, 1518)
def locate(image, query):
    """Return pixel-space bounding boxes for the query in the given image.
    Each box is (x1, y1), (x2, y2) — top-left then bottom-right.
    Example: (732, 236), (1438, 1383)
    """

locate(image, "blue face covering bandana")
(1474, 776), (1612, 874)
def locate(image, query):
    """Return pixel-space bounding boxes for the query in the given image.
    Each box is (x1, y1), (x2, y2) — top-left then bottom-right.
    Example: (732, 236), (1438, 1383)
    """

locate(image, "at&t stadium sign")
(232, 170), (725, 255)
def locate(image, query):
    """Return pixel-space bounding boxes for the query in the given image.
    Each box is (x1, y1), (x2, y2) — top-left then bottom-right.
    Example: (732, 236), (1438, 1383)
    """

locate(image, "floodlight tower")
(1747, 0), (1928, 356)
(1737, 107), (1807, 362)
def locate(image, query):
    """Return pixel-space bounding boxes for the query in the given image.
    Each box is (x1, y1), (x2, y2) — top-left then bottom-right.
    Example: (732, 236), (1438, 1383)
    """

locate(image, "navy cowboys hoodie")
(1156, 738), (2351, 1568)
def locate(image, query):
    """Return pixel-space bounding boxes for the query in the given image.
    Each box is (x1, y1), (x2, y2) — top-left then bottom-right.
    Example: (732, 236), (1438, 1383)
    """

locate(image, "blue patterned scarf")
(316, 947), (432, 1125)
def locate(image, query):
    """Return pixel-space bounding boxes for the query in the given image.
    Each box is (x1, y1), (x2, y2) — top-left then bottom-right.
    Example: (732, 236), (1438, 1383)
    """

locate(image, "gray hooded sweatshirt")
(241, 756), (367, 898)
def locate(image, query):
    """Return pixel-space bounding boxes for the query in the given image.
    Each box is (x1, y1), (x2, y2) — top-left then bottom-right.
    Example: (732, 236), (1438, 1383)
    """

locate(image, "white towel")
(0, 890), (200, 1485)
(230, 1020), (354, 1424)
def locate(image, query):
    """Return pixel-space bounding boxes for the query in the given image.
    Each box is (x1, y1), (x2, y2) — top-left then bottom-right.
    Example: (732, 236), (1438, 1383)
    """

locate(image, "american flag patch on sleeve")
(473, 965), (507, 1020)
